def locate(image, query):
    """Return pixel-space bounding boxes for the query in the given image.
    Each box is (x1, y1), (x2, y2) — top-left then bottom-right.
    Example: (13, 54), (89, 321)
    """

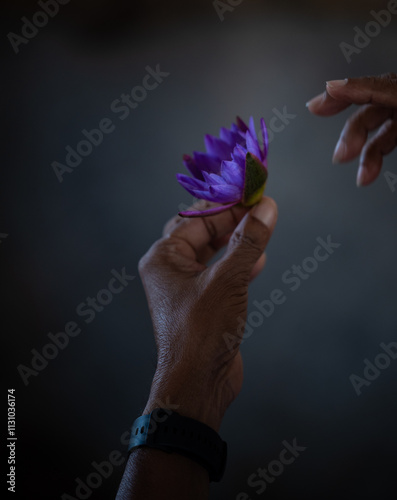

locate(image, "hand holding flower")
(139, 196), (277, 431)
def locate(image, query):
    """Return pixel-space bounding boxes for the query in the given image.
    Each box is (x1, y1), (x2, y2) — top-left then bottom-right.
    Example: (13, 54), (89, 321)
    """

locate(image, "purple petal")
(179, 202), (239, 218)
(221, 160), (244, 187)
(177, 116), (269, 215)
(219, 127), (234, 145)
(176, 182), (204, 200)
(220, 127), (244, 147)
(176, 180), (220, 203)
(204, 135), (234, 160)
(260, 118), (269, 160)
(248, 116), (257, 141)
(183, 154), (203, 180)
(176, 173), (208, 191)
(202, 171), (226, 186)
(245, 130), (262, 160)
(209, 184), (242, 203)
(193, 152), (221, 174)
(236, 116), (249, 133)
(190, 189), (223, 202)
(231, 144), (248, 170)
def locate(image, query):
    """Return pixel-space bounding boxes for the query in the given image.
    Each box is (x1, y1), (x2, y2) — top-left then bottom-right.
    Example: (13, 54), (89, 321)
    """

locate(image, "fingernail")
(252, 198), (276, 227)
(326, 79), (347, 90)
(332, 138), (347, 163)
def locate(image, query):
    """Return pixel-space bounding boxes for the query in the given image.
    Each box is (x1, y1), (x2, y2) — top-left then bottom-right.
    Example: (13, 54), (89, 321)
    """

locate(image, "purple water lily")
(177, 116), (269, 217)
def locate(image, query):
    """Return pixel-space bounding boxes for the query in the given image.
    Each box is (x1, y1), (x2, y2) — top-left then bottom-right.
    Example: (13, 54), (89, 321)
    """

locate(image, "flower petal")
(176, 179), (221, 203)
(209, 184), (242, 203)
(231, 144), (247, 170)
(191, 189), (223, 202)
(260, 118), (269, 161)
(179, 202), (239, 218)
(219, 127), (234, 145)
(202, 171), (226, 186)
(176, 173), (208, 191)
(220, 127), (244, 147)
(221, 160), (244, 187)
(236, 116), (249, 133)
(193, 152), (221, 174)
(248, 116), (258, 142)
(183, 154), (203, 180)
(204, 134), (234, 160)
(177, 116), (269, 217)
(245, 129), (262, 160)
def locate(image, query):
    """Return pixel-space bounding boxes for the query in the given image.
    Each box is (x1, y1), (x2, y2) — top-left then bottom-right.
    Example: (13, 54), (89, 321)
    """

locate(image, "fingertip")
(356, 163), (378, 187)
(305, 92), (326, 114)
(332, 137), (348, 163)
(251, 196), (278, 230)
(356, 164), (369, 187)
(326, 79), (348, 92)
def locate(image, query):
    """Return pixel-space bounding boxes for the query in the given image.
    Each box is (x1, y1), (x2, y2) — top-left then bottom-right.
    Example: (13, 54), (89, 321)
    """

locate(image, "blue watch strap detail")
(128, 408), (227, 482)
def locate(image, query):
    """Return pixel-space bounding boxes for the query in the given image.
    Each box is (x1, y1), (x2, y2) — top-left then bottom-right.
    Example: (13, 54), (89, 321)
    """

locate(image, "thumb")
(215, 197), (278, 280)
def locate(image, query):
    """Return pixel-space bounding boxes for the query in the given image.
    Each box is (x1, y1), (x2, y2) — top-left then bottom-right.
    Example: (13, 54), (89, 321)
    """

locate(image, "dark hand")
(307, 73), (397, 186)
(138, 197), (277, 431)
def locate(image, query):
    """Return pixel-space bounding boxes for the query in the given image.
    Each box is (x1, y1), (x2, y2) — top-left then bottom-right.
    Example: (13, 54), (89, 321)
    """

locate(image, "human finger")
(163, 200), (249, 264)
(306, 90), (352, 116)
(356, 119), (397, 186)
(213, 197), (278, 283)
(332, 105), (394, 163)
(326, 73), (397, 109)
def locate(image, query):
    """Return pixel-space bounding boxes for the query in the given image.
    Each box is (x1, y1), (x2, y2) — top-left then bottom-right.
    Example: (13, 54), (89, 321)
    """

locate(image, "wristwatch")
(128, 408), (227, 482)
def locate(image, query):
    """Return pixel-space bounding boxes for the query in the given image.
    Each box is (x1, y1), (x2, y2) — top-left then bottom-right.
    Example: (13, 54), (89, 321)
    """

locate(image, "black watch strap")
(127, 408), (227, 482)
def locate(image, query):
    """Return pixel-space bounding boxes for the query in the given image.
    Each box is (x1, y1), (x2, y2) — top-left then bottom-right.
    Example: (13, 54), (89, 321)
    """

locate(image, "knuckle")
(231, 228), (267, 256)
(162, 215), (185, 236)
(138, 239), (165, 275)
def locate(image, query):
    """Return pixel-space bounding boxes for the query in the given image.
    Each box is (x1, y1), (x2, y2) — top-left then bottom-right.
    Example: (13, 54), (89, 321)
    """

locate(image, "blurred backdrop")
(2, 0), (397, 498)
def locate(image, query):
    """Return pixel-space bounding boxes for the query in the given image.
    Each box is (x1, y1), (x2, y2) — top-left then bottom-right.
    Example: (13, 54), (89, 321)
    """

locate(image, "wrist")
(143, 364), (228, 432)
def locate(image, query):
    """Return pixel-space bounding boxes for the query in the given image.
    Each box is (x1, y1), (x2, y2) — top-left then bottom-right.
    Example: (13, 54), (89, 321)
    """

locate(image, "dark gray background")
(2, 1), (397, 498)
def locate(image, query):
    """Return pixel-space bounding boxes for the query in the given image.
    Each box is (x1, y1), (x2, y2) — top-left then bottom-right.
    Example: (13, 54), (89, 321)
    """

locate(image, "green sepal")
(242, 153), (268, 206)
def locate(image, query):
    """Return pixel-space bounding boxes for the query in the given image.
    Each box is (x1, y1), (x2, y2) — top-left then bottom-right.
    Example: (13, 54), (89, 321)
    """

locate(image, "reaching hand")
(307, 73), (397, 186)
